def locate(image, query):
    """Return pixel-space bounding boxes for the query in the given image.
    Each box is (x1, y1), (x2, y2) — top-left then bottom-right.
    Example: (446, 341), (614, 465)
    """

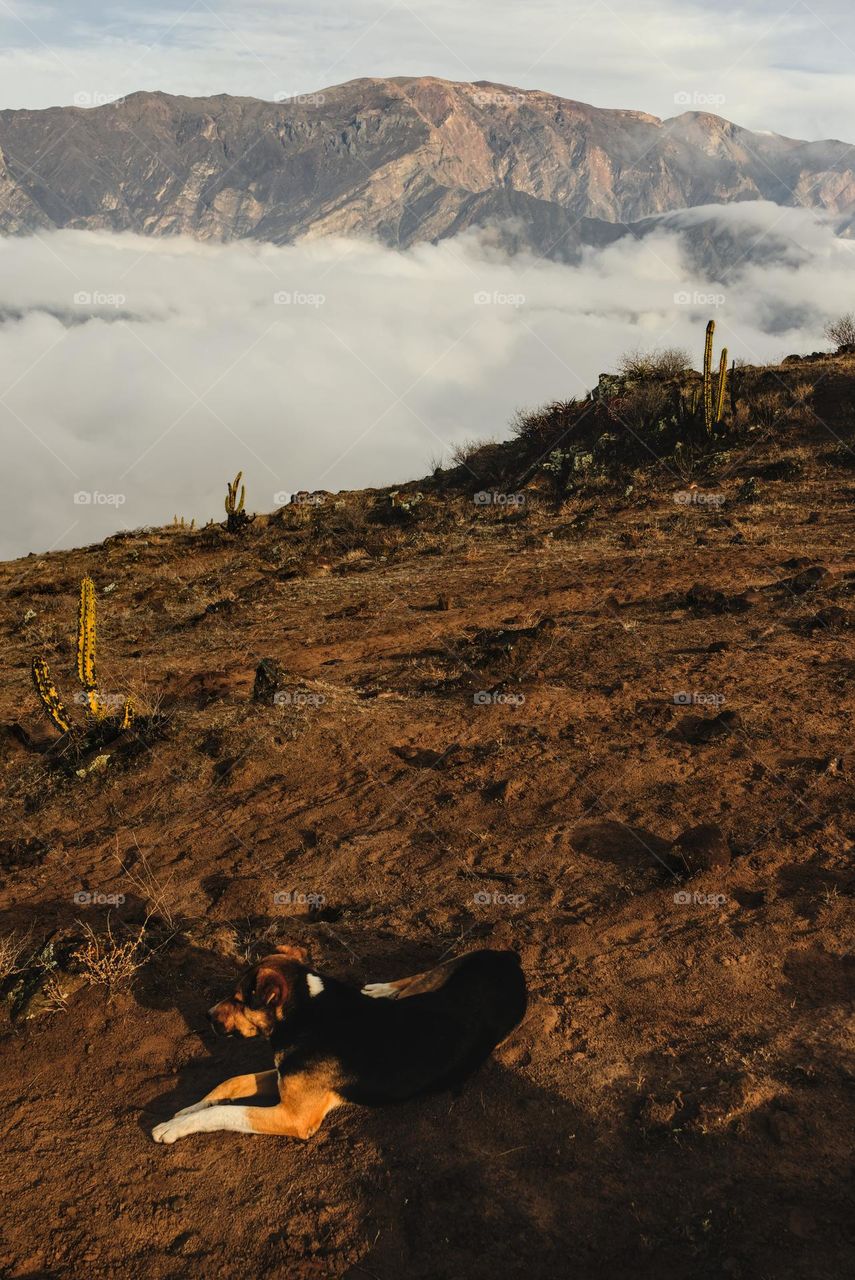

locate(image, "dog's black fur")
(272, 949), (527, 1104)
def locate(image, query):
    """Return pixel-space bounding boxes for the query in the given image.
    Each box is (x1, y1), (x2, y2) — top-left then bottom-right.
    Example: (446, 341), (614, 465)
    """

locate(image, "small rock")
(787, 565), (829, 593)
(75, 753), (110, 779)
(482, 778), (523, 804)
(735, 477), (760, 503)
(639, 1096), (677, 1130)
(674, 709), (742, 744)
(499, 1041), (531, 1069)
(810, 606), (851, 632)
(767, 1110), (803, 1145)
(670, 823), (731, 875)
(686, 582), (728, 612)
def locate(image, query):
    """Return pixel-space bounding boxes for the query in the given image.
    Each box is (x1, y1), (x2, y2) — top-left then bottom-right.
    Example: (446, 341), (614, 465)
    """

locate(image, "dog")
(152, 945), (526, 1144)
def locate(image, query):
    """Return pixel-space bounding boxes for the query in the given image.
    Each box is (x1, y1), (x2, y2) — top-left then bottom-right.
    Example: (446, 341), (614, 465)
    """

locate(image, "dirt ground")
(0, 373), (853, 1278)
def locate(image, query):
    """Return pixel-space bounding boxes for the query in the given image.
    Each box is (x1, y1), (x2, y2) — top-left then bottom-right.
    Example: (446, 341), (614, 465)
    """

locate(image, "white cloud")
(0, 1), (854, 140)
(0, 207), (849, 557)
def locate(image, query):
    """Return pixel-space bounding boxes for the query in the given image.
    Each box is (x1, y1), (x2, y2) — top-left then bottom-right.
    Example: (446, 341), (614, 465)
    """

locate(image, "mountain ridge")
(1, 75), (854, 258)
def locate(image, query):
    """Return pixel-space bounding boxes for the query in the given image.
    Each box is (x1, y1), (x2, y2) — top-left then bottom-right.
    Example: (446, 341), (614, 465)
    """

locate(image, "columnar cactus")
(77, 576), (104, 718)
(702, 320), (728, 433)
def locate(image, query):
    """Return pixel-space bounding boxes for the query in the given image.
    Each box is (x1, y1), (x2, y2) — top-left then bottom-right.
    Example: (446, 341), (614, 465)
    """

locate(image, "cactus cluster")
(224, 471), (252, 533)
(31, 577), (133, 738)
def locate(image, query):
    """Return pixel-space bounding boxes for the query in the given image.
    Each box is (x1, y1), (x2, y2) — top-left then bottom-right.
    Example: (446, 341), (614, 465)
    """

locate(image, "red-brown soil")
(0, 362), (853, 1279)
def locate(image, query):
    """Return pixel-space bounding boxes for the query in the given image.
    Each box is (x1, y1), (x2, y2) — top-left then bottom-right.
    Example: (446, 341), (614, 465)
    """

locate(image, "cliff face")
(1, 76), (853, 256)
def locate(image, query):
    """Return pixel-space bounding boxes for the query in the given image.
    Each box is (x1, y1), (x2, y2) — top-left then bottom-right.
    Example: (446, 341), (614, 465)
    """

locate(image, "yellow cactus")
(225, 471), (245, 516)
(76, 576), (106, 718)
(31, 657), (72, 734)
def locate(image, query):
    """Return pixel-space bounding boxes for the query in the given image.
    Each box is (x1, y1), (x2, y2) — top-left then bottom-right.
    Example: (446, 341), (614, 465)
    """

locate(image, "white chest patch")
(306, 973), (325, 997)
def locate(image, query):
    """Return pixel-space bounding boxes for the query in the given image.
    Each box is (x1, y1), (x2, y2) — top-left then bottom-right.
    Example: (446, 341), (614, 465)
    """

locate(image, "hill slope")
(0, 352), (853, 1277)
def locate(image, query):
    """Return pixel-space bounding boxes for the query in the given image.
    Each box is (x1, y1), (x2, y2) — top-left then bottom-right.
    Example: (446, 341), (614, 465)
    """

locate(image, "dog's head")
(208, 944), (318, 1038)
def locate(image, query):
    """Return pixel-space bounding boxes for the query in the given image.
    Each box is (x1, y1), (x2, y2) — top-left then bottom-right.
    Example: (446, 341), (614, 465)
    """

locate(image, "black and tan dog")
(152, 946), (527, 1144)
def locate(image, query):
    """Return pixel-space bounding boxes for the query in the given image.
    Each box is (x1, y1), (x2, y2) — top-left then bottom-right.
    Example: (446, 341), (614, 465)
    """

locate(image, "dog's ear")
(274, 944), (309, 964)
(254, 966), (290, 1010)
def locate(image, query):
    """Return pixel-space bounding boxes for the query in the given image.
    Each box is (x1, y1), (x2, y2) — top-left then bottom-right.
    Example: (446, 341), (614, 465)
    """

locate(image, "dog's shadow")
(338, 1064), (587, 1280)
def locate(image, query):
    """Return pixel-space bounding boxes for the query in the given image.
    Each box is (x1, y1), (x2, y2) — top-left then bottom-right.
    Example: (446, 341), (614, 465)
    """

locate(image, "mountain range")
(1, 76), (854, 266)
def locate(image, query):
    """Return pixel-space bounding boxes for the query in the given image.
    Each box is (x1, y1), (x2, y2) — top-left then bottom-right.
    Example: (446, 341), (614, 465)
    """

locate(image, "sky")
(1, 206), (852, 559)
(0, 0), (854, 141)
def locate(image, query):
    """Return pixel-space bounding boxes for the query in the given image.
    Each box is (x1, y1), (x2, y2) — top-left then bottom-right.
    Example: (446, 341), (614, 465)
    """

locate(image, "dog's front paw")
(152, 1117), (192, 1144)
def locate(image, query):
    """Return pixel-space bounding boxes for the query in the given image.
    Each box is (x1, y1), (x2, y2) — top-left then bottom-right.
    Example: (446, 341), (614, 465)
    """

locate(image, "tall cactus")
(225, 471), (245, 518)
(702, 320), (728, 433)
(77, 576), (104, 718)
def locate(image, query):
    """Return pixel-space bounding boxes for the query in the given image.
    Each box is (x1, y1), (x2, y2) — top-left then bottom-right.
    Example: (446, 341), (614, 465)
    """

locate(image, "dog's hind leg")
(362, 952), (469, 1000)
(171, 1070), (279, 1118)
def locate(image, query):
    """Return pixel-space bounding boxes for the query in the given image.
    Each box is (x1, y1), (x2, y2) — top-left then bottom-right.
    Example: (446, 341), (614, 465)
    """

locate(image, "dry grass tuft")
(617, 347), (692, 380)
(0, 931), (31, 983)
(75, 918), (151, 989)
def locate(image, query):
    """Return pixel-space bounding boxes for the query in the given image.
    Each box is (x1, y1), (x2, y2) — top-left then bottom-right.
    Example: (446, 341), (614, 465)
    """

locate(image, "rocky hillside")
(0, 350), (852, 1277)
(1, 76), (854, 258)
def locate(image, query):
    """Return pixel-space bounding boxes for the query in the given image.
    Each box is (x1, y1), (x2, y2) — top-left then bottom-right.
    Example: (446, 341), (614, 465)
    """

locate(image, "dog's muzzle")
(207, 1006), (231, 1036)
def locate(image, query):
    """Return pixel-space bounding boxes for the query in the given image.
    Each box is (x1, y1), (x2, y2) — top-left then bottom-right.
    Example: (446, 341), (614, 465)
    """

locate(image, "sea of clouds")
(0, 202), (852, 557)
